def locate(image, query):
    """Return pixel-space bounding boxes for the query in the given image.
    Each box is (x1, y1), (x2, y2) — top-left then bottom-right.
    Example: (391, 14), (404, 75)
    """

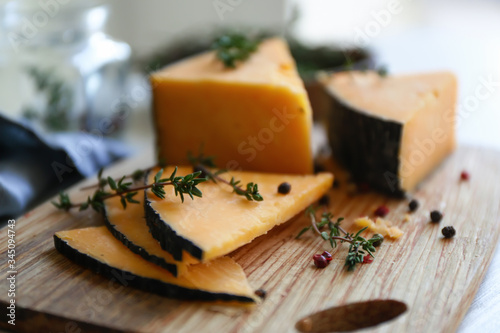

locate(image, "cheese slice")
(145, 166), (333, 261)
(322, 71), (457, 195)
(54, 226), (256, 303)
(103, 194), (198, 277)
(151, 38), (314, 174)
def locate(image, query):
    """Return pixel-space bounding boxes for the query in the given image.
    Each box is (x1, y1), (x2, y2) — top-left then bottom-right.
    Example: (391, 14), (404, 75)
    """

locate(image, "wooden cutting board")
(1, 145), (499, 333)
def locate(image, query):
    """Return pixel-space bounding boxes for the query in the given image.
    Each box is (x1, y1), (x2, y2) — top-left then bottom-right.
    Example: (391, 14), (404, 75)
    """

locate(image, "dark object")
(460, 171), (470, 181)
(313, 254), (329, 268)
(332, 179), (340, 188)
(313, 162), (326, 174)
(254, 289), (267, 299)
(277, 182), (292, 194)
(295, 299), (407, 332)
(53, 235), (254, 303)
(408, 199), (419, 212)
(357, 182), (371, 193)
(430, 210), (443, 223)
(326, 91), (405, 197)
(374, 205), (390, 218)
(322, 251), (333, 262)
(318, 195), (330, 206)
(103, 204), (180, 277)
(371, 234), (384, 247)
(193, 165), (208, 179)
(442, 226), (456, 238)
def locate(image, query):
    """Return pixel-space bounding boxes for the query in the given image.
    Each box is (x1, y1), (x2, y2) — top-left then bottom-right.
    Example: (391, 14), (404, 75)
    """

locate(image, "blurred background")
(0, 1), (499, 330)
(1, 0), (499, 150)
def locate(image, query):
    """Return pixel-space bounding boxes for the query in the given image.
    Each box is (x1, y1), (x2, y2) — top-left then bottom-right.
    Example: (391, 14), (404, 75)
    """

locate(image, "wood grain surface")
(1, 145), (499, 333)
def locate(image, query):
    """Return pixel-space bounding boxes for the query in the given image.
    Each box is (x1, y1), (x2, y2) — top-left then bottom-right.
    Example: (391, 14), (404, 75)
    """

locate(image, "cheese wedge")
(151, 38), (314, 174)
(322, 71), (457, 195)
(54, 226), (256, 303)
(103, 194), (198, 277)
(145, 166), (333, 261)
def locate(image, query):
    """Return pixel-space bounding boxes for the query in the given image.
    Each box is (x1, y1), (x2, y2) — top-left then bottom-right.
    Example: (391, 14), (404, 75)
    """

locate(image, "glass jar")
(0, 0), (131, 135)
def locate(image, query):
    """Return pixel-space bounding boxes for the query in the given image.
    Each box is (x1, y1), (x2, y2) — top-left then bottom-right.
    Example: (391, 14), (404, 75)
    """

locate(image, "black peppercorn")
(314, 163), (326, 174)
(408, 199), (419, 212)
(277, 182), (291, 194)
(371, 234), (384, 247)
(442, 226), (456, 238)
(430, 210), (443, 223)
(318, 194), (330, 206)
(192, 165), (208, 179)
(254, 288), (267, 299)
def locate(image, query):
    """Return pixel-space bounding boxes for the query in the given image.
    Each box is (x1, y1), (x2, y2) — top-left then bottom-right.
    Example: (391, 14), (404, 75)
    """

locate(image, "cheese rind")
(322, 71), (457, 195)
(151, 38), (314, 174)
(145, 166), (333, 261)
(103, 194), (198, 277)
(54, 226), (256, 302)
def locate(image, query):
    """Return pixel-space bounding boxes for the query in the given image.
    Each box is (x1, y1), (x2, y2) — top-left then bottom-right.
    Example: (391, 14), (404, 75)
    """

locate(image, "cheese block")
(151, 38), (314, 174)
(322, 71), (457, 195)
(145, 166), (333, 261)
(103, 194), (198, 277)
(54, 226), (256, 303)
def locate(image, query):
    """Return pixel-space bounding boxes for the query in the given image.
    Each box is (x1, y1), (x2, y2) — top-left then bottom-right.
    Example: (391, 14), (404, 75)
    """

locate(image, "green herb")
(212, 34), (261, 68)
(376, 65), (388, 77)
(188, 149), (264, 201)
(296, 206), (383, 271)
(53, 167), (206, 213)
(22, 66), (73, 131)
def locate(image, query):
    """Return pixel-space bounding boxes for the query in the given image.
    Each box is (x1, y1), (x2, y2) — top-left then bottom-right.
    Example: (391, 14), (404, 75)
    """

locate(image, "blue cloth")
(0, 114), (130, 218)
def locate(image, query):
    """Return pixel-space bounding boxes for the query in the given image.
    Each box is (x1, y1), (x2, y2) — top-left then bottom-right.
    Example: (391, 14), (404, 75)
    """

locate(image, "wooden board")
(1, 146), (499, 333)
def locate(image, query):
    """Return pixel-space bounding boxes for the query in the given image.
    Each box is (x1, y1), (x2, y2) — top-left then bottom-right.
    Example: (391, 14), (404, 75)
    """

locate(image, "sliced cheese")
(322, 71), (457, 195)
(151, 38), (314, 174)
(145, 166), (333, 261)
(103, 194), (198, 277)
(55, 226), (256, 303)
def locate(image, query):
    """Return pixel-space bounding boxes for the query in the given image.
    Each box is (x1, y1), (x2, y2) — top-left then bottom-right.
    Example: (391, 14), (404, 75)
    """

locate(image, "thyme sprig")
(53, 167), (206, 213)
(212, 33), (261, 68)
(188, 150), (263, 201)
(296, 206), (383, 271)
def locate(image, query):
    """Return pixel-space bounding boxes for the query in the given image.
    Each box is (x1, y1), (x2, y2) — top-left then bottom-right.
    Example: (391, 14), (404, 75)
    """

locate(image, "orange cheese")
(145, 166), (333, 261)
(55, 226), (256, 302)
(322, 71), (457, 194)
(151, 38), (313, 174)
(103, 194), (198, 277)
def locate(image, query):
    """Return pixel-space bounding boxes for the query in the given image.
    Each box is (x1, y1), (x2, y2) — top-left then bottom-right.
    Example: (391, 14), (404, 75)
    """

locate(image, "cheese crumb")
(403, 214), (411, 222)
(355, 216), (404, 239)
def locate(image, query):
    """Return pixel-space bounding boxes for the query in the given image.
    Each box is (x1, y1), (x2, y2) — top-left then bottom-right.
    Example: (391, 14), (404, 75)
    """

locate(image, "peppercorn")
(192, 165), (208, 179)
(374, 205), (389, 217)
(332, 179), (340, 188)
(313, 254), (328, 268)
(442, 226), (456, 238)
(430, 210), (443, 223)
(408, 199), (419, 212)
(277, 182), (291, 194)
(362, 256), (374, 264)
(371, 234), (384, 247)
(322, 251), (333, 262)
(254, 288), (267, 299)
(318, 195), (330, 206)
(357, 182), (370, 193)
(460, 171), (470, 181)
(314, 163), (326, 174)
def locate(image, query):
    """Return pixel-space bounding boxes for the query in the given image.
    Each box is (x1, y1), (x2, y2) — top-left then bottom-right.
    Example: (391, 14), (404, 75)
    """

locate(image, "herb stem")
(80, 166), (157, 191)
(195, 163), (245, 193)
(309, 211), (353, 244)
